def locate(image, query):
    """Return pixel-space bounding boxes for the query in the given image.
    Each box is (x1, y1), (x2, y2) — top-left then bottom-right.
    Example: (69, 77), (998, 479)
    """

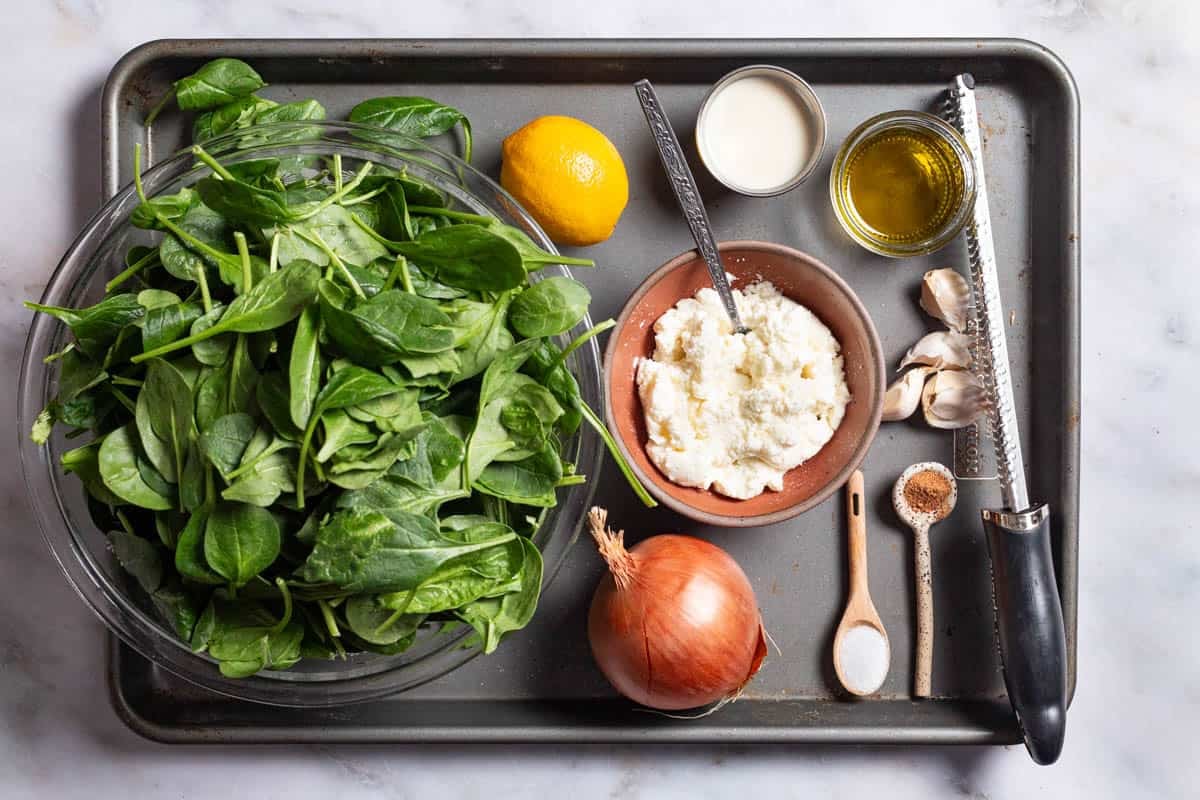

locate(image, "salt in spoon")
(833, 470), (891, 696)
(892, 462), (958, 698)
(634, 79), (749, 334)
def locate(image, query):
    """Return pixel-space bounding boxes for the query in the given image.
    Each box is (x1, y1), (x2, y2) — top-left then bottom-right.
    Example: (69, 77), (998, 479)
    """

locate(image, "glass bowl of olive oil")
(830, 111), (976, 258)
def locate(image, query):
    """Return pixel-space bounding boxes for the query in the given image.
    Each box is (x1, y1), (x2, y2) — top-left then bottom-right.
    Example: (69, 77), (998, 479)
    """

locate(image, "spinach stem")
(556, 474), (587, 487)
(42, 343), (75, 365)
(349, 211), (401, 250)
(406, 205), (493, 225)
(268, 232), (281, 273)
(109, 375), (144, 388)
(382, 256), (413, 294)
(234, 231), (252, 293)
(195, 260), (213, 313)
(224, 440), (286, 481)
(297, 227), (365, 299)
(133, 321), (224, 363)
(108, 385), (137, 414)
(105, 249), (159, 293)
(317, 599), (341, 638)
(271, 578), (293, 634)
(549, 319), (616, 373)
(374, 607), (408, 638)
(577, 400), (657, 508)
(332, 154), (343, 195)
(290, 161), (374, 222)
(190, 145), (238, 182)
(143, 87), (175, 126)
(338, 185), (387, 206)
(115, 509), (135, 536)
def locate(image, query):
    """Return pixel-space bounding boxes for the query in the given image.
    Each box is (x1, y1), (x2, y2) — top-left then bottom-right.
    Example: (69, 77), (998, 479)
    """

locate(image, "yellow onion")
(586, 507), (767, 710)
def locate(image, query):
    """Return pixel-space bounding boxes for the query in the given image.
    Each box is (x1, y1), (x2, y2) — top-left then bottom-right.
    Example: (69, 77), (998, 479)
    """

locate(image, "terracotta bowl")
(604, 241), (885, 527)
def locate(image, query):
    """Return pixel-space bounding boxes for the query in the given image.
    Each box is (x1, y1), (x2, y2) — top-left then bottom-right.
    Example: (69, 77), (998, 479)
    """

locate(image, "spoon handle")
(634, 79), (748, 334)
(845, 470), (870, 600)
(913, 523), (934, 698)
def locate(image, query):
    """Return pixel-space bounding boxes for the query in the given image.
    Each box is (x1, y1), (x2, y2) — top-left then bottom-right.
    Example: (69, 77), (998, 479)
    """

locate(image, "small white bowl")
(694, 64), (827, 197)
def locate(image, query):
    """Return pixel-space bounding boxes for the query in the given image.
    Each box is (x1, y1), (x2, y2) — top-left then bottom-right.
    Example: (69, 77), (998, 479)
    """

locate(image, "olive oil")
(844, 127), (964, 242)
(830, 112), (974, 257)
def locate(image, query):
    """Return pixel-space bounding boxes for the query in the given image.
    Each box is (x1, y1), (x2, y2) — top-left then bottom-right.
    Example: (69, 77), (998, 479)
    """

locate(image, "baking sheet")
(101, 38), (1079, 743)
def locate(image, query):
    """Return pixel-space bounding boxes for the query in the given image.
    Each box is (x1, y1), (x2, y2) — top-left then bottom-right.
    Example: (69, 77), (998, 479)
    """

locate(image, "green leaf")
(341, 595), (423, 646)
(315, 409), (374, 462)
(98, 425), (172, 510)
(474, 442), (563, 508)
(136, 359), (196, 488)
(319, 281), (454, 366)
(298, 508), (516, 593)
(151, 582), (200, 641)
(456, 538), (543, 654)
(175, 58), (266, 111)
(61, 442), (121, 506)
(190, 303), (232, 365)
(27, 294), (145, 361)
(131, 187), (198, 229)
(288, 305), (321, 430)
(175, 505), (223, 584)
(510, 277), (591, 338)
(382, 524), (525, 614)
(393, 226), (525, 293)
(203, 501), (281, 587)
(198, 412), (257, 477)
(109, 530), (163, 594)
(142, 301), (203, 353)
(348, 96), (473, 162)
(192, 95), (278, 142)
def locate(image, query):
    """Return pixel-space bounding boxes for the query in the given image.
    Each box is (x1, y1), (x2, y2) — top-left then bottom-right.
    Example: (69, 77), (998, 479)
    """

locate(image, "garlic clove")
(919, 268), (972, 332)
(899, 330), (972, 371)
(921, 370), (985, 429)
(882, 366), (932, 422)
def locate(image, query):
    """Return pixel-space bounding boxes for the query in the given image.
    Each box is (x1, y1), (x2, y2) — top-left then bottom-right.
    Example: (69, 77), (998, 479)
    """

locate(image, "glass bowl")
(17, 122), (602, 707)
(829, 111), (976, 258)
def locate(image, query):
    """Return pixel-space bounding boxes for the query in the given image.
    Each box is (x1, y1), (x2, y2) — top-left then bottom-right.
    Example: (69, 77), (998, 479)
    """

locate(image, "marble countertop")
(2, 1), (1195, 798)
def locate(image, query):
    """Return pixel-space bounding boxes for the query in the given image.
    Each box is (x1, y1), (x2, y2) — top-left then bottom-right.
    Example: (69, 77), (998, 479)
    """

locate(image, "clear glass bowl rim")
(17, 121), (604, 707)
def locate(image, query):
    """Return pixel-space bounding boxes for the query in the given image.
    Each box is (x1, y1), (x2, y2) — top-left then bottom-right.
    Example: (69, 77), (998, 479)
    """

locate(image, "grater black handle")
(983, 503), (1068, 765)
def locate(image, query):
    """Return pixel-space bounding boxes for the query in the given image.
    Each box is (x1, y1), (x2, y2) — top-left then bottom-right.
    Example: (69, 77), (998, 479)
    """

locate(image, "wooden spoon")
(833, 470), (891, 696)
(892, 461), (958, 698)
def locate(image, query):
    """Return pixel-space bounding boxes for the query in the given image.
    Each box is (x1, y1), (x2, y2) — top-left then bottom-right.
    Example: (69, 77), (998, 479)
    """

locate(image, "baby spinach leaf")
(288, 305), (321, 430)
(315, 409), (374, 462)
(136, 359), (196, 486)
(131, 187), (198, 229)
(393, 226), (525, 293)
(109, 530), (164, 594)
(298, 508), (516, 593)
(175, 505), (223, 584)
(510, 277), (591, 338)
(61, 442), (122, 506)
(151, 582), (201, 641)
(192, 95), (278, 142)
(142, 300), (203, 353)
(456, 538), (543, 654)
(221, 447), (295, 506)
(198, 412), (257, 477)
(342, 595), (423, 646)
(319, 281), (454, 366)
(190, 303), (232, 365)
(98, 425), (173, 510)
(474, 442), (563, 508)
(442, 295), (515, 383)
(255, 371), (302, 442)
(158, 202), (231, 282)
(382, 526), (524, 615)
(210, 620), (304, 678)
(203, 501), (281, 587)
(348, 96), (473, 162)
(27, 294), (145, 361)
(174, 58), (266, 111)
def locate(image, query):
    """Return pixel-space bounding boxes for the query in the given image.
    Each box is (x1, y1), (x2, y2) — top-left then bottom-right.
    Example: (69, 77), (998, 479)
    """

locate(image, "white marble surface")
(2, 1), (1196, 797)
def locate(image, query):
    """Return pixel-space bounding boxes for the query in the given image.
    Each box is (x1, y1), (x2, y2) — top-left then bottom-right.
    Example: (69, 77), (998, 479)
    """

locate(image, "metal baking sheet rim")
(99, 37), (1080, 745)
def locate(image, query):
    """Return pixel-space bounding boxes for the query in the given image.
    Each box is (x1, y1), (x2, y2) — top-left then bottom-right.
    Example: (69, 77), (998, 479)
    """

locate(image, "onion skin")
(587, 519), (767, 711)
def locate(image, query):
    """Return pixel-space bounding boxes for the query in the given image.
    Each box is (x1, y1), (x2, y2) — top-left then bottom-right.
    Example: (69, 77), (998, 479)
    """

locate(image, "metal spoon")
(634, 79), (749, 334)
(893, 462), (958, 698)
(833, 470), (891, 696)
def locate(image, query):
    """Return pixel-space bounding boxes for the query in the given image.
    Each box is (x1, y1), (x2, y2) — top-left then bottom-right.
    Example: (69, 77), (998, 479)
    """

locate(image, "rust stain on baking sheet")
(1066, 406), (1080, 433)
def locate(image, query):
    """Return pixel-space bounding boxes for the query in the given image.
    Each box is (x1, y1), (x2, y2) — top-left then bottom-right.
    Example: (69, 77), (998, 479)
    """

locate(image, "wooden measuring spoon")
(892, 462), (958, 698)
(833, 470), (891, 696)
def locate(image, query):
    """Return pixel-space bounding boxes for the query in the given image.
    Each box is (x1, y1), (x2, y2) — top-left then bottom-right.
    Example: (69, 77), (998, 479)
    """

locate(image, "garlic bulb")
(921, 370), (985, 429)
(882, 367), (932, 422)
(919, 268), (971, 332)
(899, 331), (972, 371)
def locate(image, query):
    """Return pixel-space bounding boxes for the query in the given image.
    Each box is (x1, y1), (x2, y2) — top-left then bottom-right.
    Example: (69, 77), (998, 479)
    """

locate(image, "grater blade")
(941, 74), (1029, 511)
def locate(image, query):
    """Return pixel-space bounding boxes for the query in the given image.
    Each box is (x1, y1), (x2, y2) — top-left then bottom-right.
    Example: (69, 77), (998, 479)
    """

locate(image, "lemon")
(500, 115), (629, 247)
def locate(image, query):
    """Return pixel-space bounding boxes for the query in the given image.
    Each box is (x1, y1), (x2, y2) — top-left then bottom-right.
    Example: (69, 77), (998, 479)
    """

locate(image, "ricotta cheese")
(636, 281), (850, 500)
